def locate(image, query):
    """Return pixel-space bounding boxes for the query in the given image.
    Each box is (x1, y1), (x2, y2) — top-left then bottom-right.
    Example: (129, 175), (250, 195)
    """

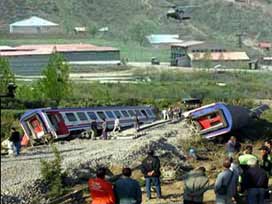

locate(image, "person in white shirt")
(113, 116), (121, 133)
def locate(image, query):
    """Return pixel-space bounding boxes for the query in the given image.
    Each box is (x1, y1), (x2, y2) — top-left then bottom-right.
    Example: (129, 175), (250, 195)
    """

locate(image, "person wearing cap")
(114, 167), (142, 204)
(214, 158), (238, 204)
(183, 167), (210, 204)
(244, 158), (269, 204)
(88, 167), (115, 204)
(141, 149), (162, 199)
(259, 145), (272, 176)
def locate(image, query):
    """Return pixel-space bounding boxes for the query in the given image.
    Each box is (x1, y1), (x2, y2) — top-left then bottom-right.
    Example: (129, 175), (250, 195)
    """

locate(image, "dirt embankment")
(1, 120), (271, 204)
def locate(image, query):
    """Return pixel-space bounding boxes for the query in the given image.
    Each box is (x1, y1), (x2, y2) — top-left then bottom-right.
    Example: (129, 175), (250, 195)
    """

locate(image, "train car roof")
(20, 105), (154, 121)
(45, 106), (154, 112)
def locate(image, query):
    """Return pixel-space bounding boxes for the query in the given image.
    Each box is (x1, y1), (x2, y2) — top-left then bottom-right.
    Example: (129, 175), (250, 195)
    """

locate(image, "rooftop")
(146, 34), (182, 44)
(171, 41), (204, 48)
(258, 42), (271, 49)
(10, 16), (58, 27)
(188, 52), (250, 61)
(0, 44), (119, 56)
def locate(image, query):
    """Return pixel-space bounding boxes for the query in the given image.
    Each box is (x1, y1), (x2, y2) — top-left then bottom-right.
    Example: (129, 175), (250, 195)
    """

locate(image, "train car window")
(106, 111), (115, 119)
(135, 110), (142, 116)
(65, 113), (77, 122)
(114, 111), (122, 118)
(145, 109), (153, 116)
(87, 112), (98, 120)
(121, 110), (129, 117)
(97, 111), (107, 120)
(76, 112), (88, 121)
(128, 110), (135, 117)
(141, 110), (148, 117)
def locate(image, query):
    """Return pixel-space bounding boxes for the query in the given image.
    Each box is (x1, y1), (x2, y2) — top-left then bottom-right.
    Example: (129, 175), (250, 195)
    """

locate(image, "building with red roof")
(258, 42), (271, 51)
(0, 44), (120, 75)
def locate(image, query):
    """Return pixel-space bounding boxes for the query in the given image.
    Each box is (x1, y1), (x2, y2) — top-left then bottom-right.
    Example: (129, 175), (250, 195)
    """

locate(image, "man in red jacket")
(88, 167), (115, 204)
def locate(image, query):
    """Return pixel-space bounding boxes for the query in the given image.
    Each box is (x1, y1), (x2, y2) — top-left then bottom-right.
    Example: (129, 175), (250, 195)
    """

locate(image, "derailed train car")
(19, 106), (156, 144)
(183, 102), (269, 139)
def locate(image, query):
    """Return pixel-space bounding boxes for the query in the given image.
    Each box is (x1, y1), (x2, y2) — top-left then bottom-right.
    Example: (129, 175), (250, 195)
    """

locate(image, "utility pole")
(236, 33), (244, 48)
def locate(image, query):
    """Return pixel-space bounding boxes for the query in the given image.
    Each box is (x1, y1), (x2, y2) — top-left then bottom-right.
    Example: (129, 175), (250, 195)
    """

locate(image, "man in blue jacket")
(114, 167), (142, 204)
(214, 158), (238, 204)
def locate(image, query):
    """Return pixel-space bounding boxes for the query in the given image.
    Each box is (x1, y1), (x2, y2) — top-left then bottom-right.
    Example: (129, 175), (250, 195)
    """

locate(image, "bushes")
(40, 145), (66, 198)
(1, 110), (24, 140)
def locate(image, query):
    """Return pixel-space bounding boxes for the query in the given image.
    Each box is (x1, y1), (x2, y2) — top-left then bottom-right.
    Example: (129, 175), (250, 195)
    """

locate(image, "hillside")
(0, 0), (272, 49)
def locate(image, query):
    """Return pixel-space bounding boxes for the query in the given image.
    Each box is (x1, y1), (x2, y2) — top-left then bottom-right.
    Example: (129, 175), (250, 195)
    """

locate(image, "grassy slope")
(1, 0), (272, 41)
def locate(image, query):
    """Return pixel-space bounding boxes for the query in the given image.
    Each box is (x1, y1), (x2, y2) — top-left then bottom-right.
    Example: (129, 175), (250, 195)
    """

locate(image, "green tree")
(128, 16), (157, 45)
(40, 145), (64, 198)
(0, 57), (15, 95)
(38, 52), (71, 105)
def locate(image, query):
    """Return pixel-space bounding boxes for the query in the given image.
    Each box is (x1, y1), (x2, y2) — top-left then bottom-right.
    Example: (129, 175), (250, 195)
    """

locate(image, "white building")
(9, 16), (59, 34)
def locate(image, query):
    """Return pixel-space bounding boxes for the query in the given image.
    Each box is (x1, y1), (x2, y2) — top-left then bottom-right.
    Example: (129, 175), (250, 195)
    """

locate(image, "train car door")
(195, 111), (227, 134)
(29, 116), (45, 139)
(47, 111), (69, 136)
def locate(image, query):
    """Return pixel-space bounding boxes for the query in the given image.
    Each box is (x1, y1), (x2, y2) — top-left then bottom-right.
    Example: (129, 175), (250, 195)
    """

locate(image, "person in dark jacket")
(226, 136), (241, 159)
(90, 120), (98, 139)
(101, 118), (108, 140)
(141, 150), (161, 199)
(9, 127), (21, 156)
(183, 167), (210, 204)
(264, 140), (272, 154)
(114, 167), (142, 204)
(259, 145), (272, 176)
(244, 158), (269, 204)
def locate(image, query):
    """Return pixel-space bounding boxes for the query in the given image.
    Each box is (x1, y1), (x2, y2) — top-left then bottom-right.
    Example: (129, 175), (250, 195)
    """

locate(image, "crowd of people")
(88, 150), (161, 204)
(161, 106), (182, 120)
(87, 138), (271, 204)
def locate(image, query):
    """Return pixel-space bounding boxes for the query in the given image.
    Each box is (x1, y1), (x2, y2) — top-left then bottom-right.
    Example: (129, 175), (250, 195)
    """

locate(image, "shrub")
(1, 110), (24, 140)
(40, 145), (64, 198)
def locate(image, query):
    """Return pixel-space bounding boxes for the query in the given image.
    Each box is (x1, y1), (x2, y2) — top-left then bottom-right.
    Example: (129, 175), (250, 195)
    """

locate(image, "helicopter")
(166, 6), (194, 22)
(161, 0), (200, 22)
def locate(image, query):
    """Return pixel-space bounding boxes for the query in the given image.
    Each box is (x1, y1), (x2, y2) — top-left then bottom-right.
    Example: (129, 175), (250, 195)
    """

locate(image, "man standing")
(226, 136), (241, 159)
(88, 167), (115, 204)
(259, 145), (272, 176)
(183, 167), (210, 204)
(264, 140), (272, 154)
(9, 127), (21, 156)
(244, 158), (269, 204)
(90, 119), (98, 139)
(113, 116), (121, 134)
(114, 167), (142, 204)
(134, 115), (140, 132)
(214, 158), (238, 204)
(101, 118), (108, 140)
(141, 149), (161, 200)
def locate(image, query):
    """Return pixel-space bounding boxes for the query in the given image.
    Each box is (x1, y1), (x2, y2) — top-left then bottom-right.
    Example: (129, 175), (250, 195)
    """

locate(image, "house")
(258, 42), (271, 51)
(146, 34), (183, 47)
(261, 57), (272, 67)
(9, 16), (59, 34)
(170, 41), (250, 68)
(0, 44), (120, 75)
(74, 27), (87, 34)
(188, 52), (250, 68)
(170, 41), (228, 66)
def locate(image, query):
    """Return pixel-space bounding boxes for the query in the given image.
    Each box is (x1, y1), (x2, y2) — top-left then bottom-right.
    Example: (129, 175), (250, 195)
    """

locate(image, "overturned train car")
(183, 103), (269, 139)
(20, 106), (156, 144)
